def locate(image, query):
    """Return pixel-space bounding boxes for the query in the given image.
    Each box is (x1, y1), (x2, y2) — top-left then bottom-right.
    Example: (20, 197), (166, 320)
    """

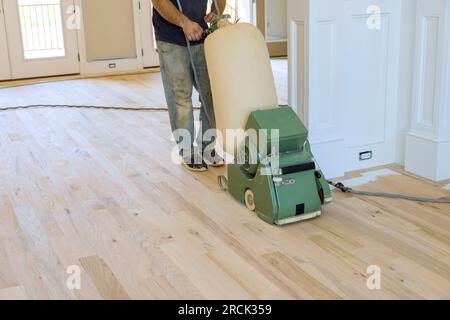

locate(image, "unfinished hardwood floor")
(0, 63), (449, 299)
(0, 107), (449, 300)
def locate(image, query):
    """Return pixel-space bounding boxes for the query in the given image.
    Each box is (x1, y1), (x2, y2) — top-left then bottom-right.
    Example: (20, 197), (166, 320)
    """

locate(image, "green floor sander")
(218, 107), (333, 225)
(177, 0), (333, 225)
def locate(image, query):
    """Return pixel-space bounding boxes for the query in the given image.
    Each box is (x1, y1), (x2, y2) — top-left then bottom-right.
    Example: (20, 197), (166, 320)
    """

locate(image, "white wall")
(405, 0), (450, 181)
(396, 0), (417, 164)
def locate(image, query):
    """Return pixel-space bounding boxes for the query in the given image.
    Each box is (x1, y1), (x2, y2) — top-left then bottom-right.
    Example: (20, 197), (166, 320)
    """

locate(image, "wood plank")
(80, 255), (130, 300)
(0, 286), (27, 300)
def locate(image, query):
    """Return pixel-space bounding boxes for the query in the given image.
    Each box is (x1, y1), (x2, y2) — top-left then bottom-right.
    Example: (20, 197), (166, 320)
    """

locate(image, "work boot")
(203, 149), (225, 168)
(180, 150), (208, 172)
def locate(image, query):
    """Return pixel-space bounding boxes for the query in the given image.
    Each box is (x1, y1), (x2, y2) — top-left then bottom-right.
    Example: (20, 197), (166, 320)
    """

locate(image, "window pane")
(18, 0), (66, 60)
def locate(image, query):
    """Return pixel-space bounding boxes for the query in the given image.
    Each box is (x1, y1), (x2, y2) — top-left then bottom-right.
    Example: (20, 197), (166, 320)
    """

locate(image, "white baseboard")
(405, 133), (450, 181)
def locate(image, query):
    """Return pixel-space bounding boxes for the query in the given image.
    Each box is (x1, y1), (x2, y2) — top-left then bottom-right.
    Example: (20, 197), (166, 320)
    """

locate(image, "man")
(152, 0), (227, 172)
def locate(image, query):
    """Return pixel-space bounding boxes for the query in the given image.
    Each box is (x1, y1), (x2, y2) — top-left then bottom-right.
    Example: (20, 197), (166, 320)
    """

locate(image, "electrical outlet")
(109, 63), (116, 69)
(359, 151), (373, 161)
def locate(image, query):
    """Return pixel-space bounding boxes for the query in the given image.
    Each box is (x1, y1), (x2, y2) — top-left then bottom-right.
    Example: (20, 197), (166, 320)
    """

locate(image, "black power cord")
(329, 180), (450, 204)
(0, 104), (200, 112)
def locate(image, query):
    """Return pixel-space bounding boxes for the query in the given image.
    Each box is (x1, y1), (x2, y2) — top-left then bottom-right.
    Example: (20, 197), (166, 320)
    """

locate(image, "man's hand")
(152, 0), (204, 41)
(181, 19), (203, 41)
(204, 12), (216, 24)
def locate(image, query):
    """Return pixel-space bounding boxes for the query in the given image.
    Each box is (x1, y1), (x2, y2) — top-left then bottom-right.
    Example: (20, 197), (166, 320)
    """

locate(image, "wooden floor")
(0, 60), (288, 108)
(0, 63), (450, 300)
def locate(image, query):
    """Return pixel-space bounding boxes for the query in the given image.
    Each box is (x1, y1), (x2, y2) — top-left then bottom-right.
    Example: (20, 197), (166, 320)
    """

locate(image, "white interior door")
(3, 0), (80, 79)
(0, 1), (12, 80)
(342, 0), (401, 171)
(138, 0), (158, 68)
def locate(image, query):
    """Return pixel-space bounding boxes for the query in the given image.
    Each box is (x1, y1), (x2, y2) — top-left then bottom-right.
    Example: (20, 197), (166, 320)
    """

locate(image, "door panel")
(0, 1), (11, 80)
(287, 0), (402, 177)
(3, 0), (80, 79)
(78, 0), (143, 74)
(343, 0), (401, 171)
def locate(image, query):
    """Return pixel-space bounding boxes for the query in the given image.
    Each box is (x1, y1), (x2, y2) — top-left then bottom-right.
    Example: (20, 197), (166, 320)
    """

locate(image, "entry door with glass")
(3, 0), (80, 79)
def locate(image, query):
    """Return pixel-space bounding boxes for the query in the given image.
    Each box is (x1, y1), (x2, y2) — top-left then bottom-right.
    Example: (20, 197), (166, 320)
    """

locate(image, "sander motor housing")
(226, 107), (332, 225)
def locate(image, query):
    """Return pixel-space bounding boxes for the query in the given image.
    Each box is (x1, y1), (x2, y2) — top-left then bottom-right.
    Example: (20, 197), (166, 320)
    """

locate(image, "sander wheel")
(218, 175), (228, 192)
(245, 189), (256, 212)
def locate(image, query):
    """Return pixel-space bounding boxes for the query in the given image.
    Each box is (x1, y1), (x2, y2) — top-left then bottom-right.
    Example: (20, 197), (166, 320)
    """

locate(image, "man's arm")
(151, 0), (203, 41)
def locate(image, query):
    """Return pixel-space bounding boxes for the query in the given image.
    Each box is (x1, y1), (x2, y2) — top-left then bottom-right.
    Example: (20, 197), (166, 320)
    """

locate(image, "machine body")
(204, 22), (332, 225)
(225, 107), (332, 225)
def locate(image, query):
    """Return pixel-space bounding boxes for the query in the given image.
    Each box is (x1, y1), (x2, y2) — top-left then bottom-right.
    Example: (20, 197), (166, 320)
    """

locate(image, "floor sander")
(219, 107), (333, 225)
(176, 0), (333, 226)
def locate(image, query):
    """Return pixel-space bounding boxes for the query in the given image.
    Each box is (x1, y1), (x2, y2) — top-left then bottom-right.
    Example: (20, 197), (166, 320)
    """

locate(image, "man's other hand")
(181, 19), (203, 41)
(204, 12), (216, 24)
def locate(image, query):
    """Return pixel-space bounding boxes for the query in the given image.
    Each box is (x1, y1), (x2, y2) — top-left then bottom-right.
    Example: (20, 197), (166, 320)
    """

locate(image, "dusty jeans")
(157, 40), (216, 158)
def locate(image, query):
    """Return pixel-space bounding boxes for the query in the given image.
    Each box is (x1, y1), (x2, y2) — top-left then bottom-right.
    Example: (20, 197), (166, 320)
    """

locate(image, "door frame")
(138, 0), (159, 68)
(3, 0), (81, 79)
(0, 0), (11, 80)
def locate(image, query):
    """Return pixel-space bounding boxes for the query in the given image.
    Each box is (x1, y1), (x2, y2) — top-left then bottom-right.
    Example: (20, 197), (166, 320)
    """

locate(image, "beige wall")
(82, 0), (137, 62)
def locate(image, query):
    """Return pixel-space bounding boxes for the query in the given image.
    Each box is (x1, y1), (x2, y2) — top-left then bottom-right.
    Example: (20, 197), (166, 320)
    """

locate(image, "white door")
(3, 0), (80, 79)
(342, 0), (402, 171)
(138, 0), (158, 68)
(0, 1), (11, 80)
(287, 0), (402, 178)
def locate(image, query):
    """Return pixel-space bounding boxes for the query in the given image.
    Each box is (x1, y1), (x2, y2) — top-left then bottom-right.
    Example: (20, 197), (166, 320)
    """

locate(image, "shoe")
(181, 153), (209, 172)
(203, 149), (225, 167)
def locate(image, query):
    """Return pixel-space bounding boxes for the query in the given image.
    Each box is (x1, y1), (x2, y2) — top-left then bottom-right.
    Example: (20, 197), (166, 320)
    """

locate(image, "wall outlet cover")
(359, 151), (373, 161)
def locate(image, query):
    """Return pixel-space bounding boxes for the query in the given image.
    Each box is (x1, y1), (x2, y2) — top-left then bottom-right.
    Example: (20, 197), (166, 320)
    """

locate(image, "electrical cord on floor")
(329, 180), (450, 204)
(0, 104), (200, 112)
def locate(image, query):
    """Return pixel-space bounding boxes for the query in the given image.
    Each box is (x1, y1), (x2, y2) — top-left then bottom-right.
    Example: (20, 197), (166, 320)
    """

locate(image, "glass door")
(3, 0), (80, 79)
